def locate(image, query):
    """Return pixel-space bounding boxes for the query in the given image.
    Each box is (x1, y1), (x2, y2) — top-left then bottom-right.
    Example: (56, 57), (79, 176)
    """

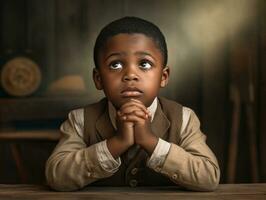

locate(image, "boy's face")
(93, 33), (169, 109)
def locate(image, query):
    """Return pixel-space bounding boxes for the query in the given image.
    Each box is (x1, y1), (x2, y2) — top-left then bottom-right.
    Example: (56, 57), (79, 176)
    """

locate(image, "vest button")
(129, 179), (138, 187)
(172, 174), (178, 180)
(131, 168), (138, 175)
(155, 167), (161, 172)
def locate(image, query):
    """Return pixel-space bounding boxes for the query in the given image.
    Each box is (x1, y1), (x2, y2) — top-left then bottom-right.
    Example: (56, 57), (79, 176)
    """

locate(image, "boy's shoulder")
(68, 98), (107, 119)
(158, 96), (183, 109)
(83, 97), (108, 114)
(158, 96), (195, 117)
(85, 97), (107, 107)
(157, 96), (184, 122)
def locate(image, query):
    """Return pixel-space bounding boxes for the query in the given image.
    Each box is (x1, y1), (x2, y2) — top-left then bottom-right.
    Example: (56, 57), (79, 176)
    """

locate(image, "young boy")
(45, 16), (220, 191)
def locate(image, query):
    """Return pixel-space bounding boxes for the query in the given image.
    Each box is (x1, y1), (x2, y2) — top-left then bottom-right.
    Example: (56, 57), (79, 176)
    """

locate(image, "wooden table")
(0, 184), (265, 200)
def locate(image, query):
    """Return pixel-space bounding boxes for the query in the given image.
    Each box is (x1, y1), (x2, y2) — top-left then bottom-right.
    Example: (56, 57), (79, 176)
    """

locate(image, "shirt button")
(129, 179), (138, 187)
(155, 167), (161, 172)
(172, 174), (178, 179)
(131, 168), (138, 175)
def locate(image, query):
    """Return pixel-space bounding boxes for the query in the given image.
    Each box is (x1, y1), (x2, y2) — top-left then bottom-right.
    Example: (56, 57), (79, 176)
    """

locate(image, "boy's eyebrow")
(105, 51), (157, 61)
(105, 52), (126, 61)
(134, 51), (156, 61)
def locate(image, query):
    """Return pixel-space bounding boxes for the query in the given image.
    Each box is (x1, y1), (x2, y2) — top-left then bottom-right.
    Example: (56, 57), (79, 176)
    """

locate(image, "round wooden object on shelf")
(0, 56), (42, 97)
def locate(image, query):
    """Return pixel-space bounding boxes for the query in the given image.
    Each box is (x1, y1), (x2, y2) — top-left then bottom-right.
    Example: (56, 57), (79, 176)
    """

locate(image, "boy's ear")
(93, 68), (103, 90)
(160, 66), (170, 88)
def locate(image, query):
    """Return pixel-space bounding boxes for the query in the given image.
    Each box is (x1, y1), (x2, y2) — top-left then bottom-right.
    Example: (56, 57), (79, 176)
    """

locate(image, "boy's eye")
(139, 61), (152, 70)
(109, 62), (123, 70)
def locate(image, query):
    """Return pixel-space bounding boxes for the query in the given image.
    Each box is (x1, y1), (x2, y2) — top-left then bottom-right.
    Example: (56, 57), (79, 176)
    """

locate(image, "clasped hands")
(107, 99), (159, 158)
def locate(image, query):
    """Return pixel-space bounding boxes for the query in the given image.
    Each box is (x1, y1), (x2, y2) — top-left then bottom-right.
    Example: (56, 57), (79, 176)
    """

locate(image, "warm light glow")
(176, 0), (256, 57)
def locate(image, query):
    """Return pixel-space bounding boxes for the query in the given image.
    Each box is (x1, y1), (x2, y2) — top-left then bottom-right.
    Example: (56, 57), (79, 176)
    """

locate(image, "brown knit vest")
(84, 97), (183, 186)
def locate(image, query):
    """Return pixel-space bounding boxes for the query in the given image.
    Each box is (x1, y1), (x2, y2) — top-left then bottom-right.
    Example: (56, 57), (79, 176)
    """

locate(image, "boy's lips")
(121, 87), (143, 97)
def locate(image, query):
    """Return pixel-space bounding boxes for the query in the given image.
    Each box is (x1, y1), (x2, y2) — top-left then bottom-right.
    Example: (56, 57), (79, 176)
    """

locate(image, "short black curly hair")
(93, 16), (168, 68)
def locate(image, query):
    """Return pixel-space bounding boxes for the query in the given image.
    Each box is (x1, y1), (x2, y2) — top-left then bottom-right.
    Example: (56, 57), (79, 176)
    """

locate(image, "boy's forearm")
(106, 136), (132, 159)
(46, 143), (114, 191)
(160, 144), (220, 191)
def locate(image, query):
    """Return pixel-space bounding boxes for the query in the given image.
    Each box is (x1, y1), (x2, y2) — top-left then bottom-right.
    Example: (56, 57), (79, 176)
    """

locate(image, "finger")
(118, 106), (152, 121)
(118, 110), (148, 122)
(130, 98), (143, 104)
(120, 106), (146, 115)
(119, 105), (149, 115)
(129, 98), (147, 108)
(120, 101), (149, 115)
(123, 106), (151, 118)
(133, 110), (149, 120)
(122, 113), (145, 123)
(117, 112), (129, 121)
(120, 100), (147, 111)
(129, 99), (152, 116)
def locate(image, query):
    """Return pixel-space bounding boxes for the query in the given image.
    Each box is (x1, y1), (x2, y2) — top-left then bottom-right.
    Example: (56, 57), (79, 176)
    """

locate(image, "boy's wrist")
(137, 134), (159, 156)
(106, 135), (132, 159)
(115, 134), (133, 148)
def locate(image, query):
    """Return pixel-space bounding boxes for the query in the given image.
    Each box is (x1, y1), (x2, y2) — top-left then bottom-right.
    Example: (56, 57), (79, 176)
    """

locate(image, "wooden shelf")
(0, 129), (60, 141)
(0, 95), (92, 123)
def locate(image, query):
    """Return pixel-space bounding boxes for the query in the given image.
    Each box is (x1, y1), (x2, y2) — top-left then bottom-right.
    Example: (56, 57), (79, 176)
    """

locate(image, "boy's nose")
(122, 65), (139, 81)
(122, 73), (139, 82)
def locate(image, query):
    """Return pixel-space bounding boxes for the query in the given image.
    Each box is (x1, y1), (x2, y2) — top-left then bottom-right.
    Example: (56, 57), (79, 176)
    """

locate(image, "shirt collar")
(108, 97), (158, 129)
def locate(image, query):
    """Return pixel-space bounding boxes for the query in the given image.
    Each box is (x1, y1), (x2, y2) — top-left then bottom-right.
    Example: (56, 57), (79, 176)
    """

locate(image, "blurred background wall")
(0, 0), (265, 184)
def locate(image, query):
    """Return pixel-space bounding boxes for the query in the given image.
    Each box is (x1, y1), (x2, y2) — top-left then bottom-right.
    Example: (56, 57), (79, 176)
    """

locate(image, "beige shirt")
(45, 98), (220, 191)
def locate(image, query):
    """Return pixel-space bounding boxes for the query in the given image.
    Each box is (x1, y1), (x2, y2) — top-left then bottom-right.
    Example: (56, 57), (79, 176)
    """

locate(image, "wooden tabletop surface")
(0, 183), (265, 200)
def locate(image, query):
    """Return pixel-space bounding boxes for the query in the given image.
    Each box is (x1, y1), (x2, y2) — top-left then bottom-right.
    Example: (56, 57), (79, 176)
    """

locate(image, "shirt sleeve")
(45, 109), (119, 191)
(95, 140), (121, 173)
(146, 138), (171, 170)
(150, 107), (220, 191)
(146, 107), (193, 171)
